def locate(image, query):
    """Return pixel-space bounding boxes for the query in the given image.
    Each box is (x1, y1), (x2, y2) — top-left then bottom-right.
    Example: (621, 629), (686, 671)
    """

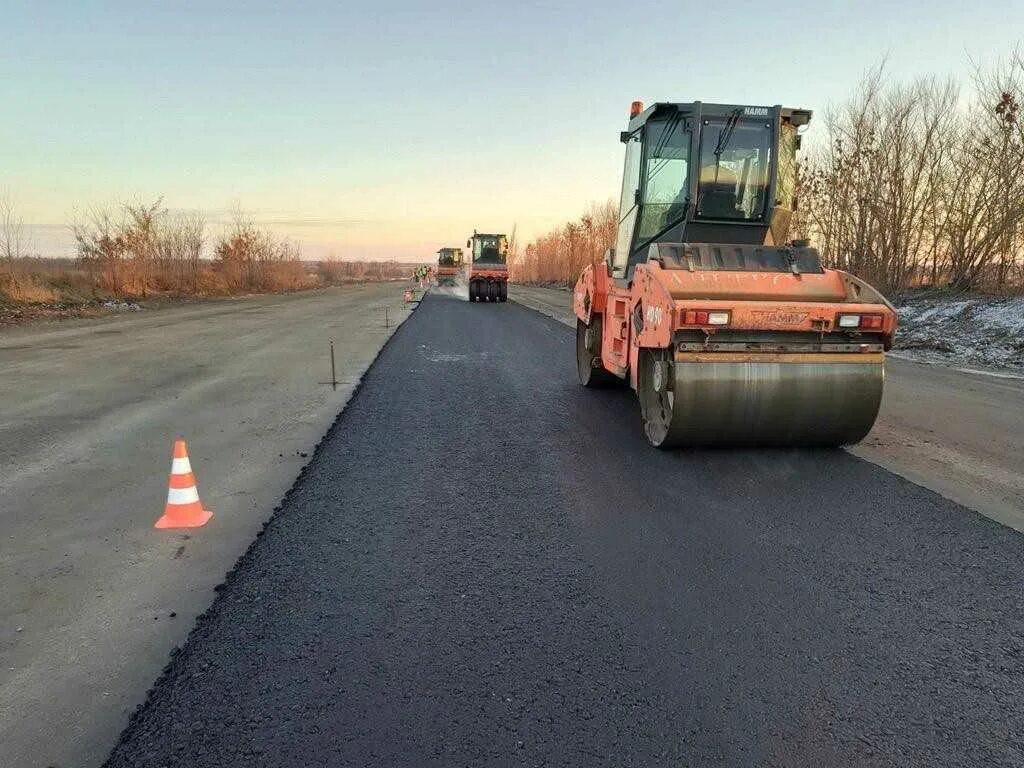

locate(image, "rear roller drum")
(637, 349), (885, 448)
(576, 318), (618, 388)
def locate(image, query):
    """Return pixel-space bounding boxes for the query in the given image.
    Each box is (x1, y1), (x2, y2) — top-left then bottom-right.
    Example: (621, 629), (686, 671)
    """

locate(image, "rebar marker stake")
(330, 340), (337, 391)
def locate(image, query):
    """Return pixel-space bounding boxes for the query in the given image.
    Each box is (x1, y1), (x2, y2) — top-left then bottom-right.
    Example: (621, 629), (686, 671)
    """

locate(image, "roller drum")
(639, 353), (885, 448)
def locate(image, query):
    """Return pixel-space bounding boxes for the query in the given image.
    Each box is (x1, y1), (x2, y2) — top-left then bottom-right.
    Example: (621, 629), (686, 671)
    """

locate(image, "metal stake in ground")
(329, 340), (337, 391)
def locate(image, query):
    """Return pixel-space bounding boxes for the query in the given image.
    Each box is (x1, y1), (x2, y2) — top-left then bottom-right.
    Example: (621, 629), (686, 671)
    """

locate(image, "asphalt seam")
(101, 299), (422, 757)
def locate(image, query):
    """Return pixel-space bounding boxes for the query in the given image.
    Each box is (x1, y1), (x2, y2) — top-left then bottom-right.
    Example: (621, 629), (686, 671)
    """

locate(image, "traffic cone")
(154, 439), (212, 529)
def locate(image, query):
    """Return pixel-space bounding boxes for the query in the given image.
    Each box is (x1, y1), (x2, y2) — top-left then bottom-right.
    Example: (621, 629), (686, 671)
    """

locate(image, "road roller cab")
(573, 100), (898, 447)
(468, 231), (509, 302)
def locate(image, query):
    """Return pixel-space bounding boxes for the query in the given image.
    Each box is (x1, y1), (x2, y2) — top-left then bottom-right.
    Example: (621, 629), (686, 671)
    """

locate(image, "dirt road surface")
(104, 294), (1023, 767)
(0, 284), (412, 768)
(511, 284), (1024, 532)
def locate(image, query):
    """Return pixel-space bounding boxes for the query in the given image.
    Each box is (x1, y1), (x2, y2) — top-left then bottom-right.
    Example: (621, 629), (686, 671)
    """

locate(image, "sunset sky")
(3, 0), (1023, 261)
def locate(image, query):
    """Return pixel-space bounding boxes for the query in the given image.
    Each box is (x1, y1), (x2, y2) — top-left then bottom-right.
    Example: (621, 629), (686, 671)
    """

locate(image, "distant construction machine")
(436, 247), (464, 286)
(573, 100), (897, 447)
(467, 232), (509, 302)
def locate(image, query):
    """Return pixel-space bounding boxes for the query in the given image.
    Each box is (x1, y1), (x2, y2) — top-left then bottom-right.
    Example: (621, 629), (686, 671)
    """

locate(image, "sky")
(2, 0), (1023, 261)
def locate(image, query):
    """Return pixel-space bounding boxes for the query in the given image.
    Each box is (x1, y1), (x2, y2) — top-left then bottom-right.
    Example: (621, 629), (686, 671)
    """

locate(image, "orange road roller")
(574, 101), (897, 447)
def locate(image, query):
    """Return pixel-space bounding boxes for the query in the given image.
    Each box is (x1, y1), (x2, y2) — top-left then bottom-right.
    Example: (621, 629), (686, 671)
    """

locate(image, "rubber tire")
(487, 282), (497, 302)
(576, 317), (619, 388)
(469, 281), (478, 302)
(499, 282), (508, 302)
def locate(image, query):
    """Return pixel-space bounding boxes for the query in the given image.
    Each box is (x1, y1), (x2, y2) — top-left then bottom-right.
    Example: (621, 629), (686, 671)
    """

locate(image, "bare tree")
(933, 53), (1024, 290)
(72, 205), (128, 296)
(1, 191), (31, 262)
(511, 200), (617, 284)
(157, 212), (206, 293)
(801, 64), (958, 294)
(215, 209), (305, 292)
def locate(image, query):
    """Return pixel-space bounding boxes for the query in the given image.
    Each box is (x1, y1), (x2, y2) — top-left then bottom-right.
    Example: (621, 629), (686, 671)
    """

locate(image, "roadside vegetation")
(511, 52), (1024, 297)
(0, 197), (418, 322)
(510, 201), (617, 286)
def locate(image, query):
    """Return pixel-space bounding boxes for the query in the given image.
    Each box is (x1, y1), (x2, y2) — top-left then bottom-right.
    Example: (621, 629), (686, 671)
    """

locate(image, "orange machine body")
(437, 265), (462, 279)
(574, 260), (897, 390)
(469, 264), (508, 283)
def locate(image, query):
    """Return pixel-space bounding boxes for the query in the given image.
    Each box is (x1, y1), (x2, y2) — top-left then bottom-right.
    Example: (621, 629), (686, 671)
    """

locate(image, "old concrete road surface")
(103, 292), (1023, 767)
(0, 284), (409, 768)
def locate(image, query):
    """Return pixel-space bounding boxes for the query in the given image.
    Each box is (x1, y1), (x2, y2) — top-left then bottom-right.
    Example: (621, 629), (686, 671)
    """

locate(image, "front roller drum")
(576, 318), (619, 388)
(637, 350), (885, 448)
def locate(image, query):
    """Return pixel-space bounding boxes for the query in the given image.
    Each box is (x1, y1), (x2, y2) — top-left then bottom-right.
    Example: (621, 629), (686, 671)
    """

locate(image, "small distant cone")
(154, 439), (212, 529)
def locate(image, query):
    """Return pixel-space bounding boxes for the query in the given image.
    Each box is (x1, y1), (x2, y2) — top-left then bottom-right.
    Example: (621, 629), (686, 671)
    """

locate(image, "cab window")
(636, 116), (691, 244)
(612, 133), (642, 276)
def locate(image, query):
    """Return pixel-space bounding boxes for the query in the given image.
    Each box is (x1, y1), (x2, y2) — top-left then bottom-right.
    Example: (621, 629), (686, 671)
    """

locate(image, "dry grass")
(0, 270), (61, 303)
(0, 257), (419, 309)
(0, 200), (424, 318)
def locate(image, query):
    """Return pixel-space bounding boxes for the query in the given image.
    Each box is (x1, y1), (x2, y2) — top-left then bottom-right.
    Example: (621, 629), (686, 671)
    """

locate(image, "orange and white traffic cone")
(154, 439), (212, 529)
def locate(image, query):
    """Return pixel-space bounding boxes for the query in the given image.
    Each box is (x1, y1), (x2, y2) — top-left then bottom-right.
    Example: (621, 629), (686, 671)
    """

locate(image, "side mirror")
(466, 239), (472, 248)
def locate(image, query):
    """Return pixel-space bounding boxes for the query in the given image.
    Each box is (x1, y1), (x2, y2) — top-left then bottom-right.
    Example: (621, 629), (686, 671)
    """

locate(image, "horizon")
(3, 0), (1023, 261)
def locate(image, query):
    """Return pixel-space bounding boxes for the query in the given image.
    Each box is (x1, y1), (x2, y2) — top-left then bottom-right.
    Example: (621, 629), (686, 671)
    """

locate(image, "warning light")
(630, 100), (644, 118)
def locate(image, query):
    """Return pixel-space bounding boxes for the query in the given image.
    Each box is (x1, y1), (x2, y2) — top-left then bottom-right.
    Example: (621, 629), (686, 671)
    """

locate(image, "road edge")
(100, 296), (424, 765)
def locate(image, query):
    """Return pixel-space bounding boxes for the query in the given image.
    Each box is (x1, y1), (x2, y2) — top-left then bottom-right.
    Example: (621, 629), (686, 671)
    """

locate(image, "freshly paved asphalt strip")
(511, 284), (1024, 532)
(0, 284), (413, 768)
(105, 293), (1023, 767)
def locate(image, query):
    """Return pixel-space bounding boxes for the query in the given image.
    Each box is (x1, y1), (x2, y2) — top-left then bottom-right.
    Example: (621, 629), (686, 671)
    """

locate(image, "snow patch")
(894, 295), (1024, 373)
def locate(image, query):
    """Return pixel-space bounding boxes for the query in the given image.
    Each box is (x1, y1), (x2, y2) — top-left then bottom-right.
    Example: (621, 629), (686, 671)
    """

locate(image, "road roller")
(436, 247), (464, 286)
(467, 231), (509, 302)
(573, 100), (898, 447)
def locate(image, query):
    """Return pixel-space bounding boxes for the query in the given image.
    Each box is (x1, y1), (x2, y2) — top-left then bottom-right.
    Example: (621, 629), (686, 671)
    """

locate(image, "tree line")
(0, 197), (418, 306)
(513, 53), (1024, 295)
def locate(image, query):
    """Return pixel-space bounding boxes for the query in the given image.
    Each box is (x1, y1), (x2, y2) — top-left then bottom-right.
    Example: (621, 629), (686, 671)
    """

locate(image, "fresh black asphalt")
(104, 293), (1024, 767)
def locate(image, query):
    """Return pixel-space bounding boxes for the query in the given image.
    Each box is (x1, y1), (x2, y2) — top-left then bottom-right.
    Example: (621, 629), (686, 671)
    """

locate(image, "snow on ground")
(894, 294), (1024, 374)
